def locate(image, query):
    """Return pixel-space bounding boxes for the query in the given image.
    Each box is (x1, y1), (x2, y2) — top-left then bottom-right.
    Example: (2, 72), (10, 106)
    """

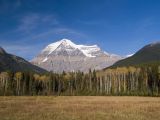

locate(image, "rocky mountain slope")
(31, 39), (122, 72)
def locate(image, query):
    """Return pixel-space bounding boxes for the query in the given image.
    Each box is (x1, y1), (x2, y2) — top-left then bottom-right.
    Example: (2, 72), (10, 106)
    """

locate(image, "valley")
(0, 42), (160, 96)
(1, 0), (160, 120)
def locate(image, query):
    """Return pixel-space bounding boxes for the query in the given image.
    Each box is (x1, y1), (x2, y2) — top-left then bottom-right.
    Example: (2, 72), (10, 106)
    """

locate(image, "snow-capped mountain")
(31, 39), (122, 72)
(41, 39), (106, 58)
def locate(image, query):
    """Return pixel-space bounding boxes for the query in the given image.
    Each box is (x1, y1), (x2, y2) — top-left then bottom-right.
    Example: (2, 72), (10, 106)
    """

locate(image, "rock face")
(31, 39), (122, 72)
(0, 46), (47, 73)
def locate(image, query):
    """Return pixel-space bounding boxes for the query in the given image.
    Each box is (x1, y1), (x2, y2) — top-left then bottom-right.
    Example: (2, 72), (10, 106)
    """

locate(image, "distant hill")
(0, 47), (47, 73)
(110, 42), (160, 68)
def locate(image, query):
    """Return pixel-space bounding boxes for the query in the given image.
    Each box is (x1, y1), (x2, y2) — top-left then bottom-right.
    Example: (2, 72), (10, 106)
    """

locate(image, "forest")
(0, 63), (160, 96)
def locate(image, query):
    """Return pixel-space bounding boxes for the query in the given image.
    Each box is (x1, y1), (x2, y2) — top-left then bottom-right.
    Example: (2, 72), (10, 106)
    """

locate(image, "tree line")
(0, 64), (160, 96)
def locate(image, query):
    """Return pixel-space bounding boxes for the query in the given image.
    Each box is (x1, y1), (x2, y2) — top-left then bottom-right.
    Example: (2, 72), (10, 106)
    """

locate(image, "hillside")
(110, 42), (160, 68)
(0, 47), (47, 73)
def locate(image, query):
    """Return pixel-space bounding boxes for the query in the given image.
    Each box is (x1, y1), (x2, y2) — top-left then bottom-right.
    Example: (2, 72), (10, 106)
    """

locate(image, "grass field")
(0, 96), (160, 120)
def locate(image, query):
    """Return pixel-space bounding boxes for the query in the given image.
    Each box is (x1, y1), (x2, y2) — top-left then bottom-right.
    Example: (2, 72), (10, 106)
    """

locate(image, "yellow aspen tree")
(15, 72), (23, 96)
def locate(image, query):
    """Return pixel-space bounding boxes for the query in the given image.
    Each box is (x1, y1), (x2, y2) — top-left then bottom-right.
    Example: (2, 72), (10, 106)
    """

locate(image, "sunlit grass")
(0, 96), (160, 120)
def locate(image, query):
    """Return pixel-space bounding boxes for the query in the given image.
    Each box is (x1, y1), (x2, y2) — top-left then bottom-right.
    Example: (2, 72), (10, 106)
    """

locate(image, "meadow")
(0, 96), (160, 120)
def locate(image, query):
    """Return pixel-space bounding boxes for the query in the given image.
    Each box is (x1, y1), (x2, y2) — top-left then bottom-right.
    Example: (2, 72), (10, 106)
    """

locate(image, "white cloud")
(16, 13), (59, 33)
(31, 27), (87, 40)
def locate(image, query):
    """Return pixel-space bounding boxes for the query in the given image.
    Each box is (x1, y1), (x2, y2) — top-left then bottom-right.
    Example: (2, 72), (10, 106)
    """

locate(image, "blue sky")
(0, 0), (160, 60)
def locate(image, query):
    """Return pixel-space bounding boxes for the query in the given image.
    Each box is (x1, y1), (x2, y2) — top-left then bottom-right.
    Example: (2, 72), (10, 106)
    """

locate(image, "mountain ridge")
(0, 47), (47, 73)
(109, 42), (160, 68)
(32, 39), (122, 72)
(41, 39), (107, 58)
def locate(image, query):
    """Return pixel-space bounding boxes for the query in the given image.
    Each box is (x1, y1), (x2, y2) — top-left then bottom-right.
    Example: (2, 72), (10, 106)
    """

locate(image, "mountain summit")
(40, 39), (106, 58)
(31, 39), (122, 72)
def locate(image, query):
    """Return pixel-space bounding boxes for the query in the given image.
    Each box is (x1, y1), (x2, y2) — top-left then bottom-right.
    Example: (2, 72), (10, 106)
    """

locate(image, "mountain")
(31, 39), (122, 72)
(110, 42), (160, 67)
(0, 46), (47, 73)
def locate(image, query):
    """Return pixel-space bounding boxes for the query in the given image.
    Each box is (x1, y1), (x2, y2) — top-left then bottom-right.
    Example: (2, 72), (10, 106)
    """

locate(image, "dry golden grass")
(0, 96), (160, 120)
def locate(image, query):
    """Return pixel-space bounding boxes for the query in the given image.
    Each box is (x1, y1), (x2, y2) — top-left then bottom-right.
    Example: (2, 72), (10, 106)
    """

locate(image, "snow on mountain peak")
(126, 53), (134, 58)
(59, 38), (77, 47)
(42, 39), (75, 54)
(42, 38), (103, 57)
(32, 38), (122, 72)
